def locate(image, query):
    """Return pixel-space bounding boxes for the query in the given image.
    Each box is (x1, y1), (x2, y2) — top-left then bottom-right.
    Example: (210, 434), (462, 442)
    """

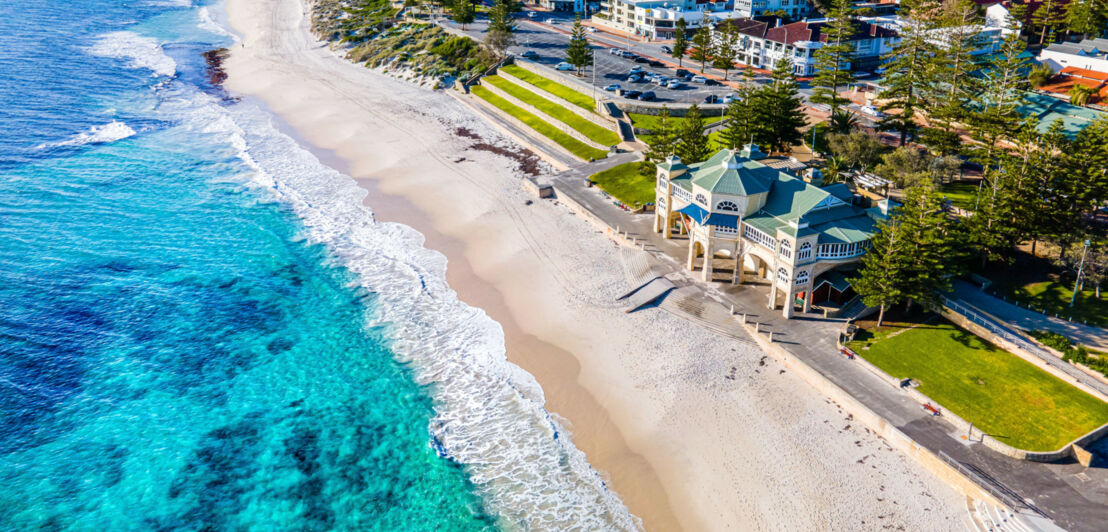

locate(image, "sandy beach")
(222, 0), (969, 528)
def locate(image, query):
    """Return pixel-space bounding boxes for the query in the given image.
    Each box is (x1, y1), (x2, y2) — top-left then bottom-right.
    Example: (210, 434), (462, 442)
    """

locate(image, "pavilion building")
(653, 146), (887, 318)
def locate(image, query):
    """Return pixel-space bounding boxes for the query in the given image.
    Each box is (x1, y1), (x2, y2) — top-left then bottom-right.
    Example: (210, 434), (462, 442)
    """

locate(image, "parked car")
(548, 19), (559, 24)
(722, 93), (740, 104)
(555, 62), (574, 71)
(634, 56), (649, 63)
(653, 76), (669, 86)
(628, 66), (643, 73)
(648, 60), (664, 67)
(692, 75), (708, 84)
(666, 79), (682, 89)
(609, 47), (623, 55)
(621, 89), (642, 99)
(527, 11), (537, 18)
(587, 27), (597, 32)
(620, 50), (635, 58)
(861, 104), (885, 118)
(520, 50), (538, 59)
(628, 74), (644, 82)
(703, 94), (719, 104)
(660, 45), (672, 54)
(604, 83), (621, 91)
(675, 69), (690, 78)
(640, 91), (656, 101)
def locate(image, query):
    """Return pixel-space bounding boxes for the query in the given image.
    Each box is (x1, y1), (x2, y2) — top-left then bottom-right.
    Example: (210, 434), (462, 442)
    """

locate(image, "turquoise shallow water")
(0, 0), (493, 529)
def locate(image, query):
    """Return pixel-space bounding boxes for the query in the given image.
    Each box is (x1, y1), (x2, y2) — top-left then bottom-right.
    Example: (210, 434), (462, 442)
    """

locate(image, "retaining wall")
(497, 69), (618, 127)
(450, 90), (574, 169)
(479, 79), (612, 152)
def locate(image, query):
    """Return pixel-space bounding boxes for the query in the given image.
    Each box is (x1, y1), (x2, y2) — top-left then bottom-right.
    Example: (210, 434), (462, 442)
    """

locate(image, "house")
(540, 0), (587, 13)
(1038, 38), (1108, 75)
(732, 0), (811, 19)
(653, 146), (883, 318)
(719, 17), (898, 75)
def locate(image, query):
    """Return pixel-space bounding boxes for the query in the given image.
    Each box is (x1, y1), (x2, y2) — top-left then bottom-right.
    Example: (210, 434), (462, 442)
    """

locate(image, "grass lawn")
(500, 65), (595, 111)
(588, 161), (654, 206)
(939, 181), (981, 211)
(471, 86), (607, 161)
(627, 112), (723, 133)
(484, 76), (621, 146)
(1008, 280), (1108, 327)
(848, 316), (1108, 451)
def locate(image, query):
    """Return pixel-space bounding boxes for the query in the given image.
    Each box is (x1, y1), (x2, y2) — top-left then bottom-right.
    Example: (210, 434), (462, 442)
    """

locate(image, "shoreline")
(220, 0), (969, 529)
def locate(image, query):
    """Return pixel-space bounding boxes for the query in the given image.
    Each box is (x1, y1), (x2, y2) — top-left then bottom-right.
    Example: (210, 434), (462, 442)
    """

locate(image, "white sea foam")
(88, 31), (177, 77)
(197, 7), (233, 38)
(36, 121), (136, 149)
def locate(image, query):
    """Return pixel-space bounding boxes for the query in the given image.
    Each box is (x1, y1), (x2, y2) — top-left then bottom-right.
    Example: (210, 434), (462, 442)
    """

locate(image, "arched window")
(657, 195), (666, 206)
(695, 193), (707, 206)
(797, 242), (812, 261)
(779, 239), (792, 259)
(777, 267), (790, 285)
(795, 270), (810, 285)
(716, 200), (739, 212)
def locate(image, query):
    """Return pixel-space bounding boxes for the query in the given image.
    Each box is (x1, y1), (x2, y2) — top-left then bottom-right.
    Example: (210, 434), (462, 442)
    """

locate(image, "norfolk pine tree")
(676, 104), (712, 163)
(850, 215), (910, 327)
(755, 59), (808, 152)
(877, 2), (938, 146)
(896, 182), (959, 309)
(690, 26), (714, 73)
(923, 0), (983, 155)
(673, 18), (690, 66)
(712, 23), (739, 80)
(810, 0), (857, 117)
(1032, 0), (1068, 44)
(640, 107), (678, 177)
(566, 18), (593, 75)
(486, 0), (517, 58)
(1066, 0), (1108, 40)
(719, 91), (760, 150)
(451, 0), (475, 30)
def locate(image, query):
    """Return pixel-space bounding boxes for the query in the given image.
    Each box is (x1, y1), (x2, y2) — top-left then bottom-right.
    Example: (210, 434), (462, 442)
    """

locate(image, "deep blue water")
(0, 0), (495, 528)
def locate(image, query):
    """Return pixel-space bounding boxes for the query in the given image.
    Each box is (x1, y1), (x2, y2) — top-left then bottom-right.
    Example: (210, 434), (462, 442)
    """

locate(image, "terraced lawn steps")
(848, 316), (1108, 451)
(501, 64), (595, 111)
(483, 76), (621, 147)
(588, 161), (655, 206)
(470, 85), (608, 161)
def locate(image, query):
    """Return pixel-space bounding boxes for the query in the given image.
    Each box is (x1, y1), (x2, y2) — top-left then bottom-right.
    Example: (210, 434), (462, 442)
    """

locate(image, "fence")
(937, 451), (1048, 518)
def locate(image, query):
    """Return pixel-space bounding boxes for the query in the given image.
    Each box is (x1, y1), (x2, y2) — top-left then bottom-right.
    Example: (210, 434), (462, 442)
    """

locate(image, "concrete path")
(951, 279), (1108, 351)
(549, 170), (1108, 532)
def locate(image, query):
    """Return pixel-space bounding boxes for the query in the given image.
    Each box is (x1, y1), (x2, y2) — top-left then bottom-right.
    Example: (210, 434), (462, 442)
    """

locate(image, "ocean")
(0, 0), (636, 529)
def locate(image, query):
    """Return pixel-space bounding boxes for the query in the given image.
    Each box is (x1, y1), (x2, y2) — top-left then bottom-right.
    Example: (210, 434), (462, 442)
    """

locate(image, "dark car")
(634, 56), (649, 63)
(520, 50), (538, 59)
(676, 68), (690, 78)
(621, 89), (642, 99)
(648, 59), (664, 67)
(705, 79), (720, 86)
(660, 45), (672, 54)
(703, 94), (719, 104)
(640, 91), (656, 101)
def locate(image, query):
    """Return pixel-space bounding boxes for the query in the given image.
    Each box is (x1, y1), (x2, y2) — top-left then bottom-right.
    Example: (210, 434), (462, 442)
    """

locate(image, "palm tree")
(823, 155), (848, 184)
(1070, 84), (1096, 106)
(829, 109), (859, 134)
(1028, 63), (1054, 89)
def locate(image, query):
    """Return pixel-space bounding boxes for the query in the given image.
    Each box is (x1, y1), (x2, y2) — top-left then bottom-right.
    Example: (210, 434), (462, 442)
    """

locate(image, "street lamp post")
(1071, 239), (1091, 308)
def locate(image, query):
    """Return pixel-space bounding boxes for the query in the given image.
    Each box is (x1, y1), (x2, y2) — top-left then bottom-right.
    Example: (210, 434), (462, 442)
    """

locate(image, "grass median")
(848, 314), (1108, 451)
(500, 65), (595, 111)
(588, 161), (654, 206)
(484, 76), (620, 147)
(471, 85), (607, 161)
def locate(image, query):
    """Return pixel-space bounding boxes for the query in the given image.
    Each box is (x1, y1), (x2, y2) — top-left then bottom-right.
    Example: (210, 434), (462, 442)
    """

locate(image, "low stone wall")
(497, 69), (618, 127)
(479, 79), (611, 152)
(616, 101), (727, 117)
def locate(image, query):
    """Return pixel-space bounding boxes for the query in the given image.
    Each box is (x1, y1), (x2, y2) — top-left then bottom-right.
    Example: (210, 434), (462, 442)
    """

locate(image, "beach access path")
(549, 164), (1108, 532)
(221, 0), (975, 529)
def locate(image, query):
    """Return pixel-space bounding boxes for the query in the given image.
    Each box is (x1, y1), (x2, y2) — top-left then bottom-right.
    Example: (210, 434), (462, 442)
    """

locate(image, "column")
(768, 279), (777, 310)
(803, 290), (812, 313)
(782, 288), (794, 319)
(653, 213), (661, 234)
(701, 244), (713, 282)
(687, 239), (697, 271)
(732, 242), (743, 285)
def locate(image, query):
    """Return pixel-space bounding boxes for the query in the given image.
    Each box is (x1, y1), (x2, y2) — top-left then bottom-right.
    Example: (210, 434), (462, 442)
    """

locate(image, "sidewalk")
(952, 279), (1108, 352)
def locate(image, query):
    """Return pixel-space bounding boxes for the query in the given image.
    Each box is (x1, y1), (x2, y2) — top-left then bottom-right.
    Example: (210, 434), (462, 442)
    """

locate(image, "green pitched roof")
(688, 150), (775, 196)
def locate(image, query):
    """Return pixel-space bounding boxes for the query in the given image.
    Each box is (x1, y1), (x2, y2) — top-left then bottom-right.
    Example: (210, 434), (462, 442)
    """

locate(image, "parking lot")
(441, 15), (738, 104)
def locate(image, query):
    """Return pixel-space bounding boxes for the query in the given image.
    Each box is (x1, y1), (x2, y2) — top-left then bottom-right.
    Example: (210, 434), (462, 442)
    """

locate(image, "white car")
(691, 75), (708, 84)
(609, 47), (622, 55)
(555, 62), (574, 71)
(587, 27), (597, 32)
(666, 79), (682, 89)
(722, 93), (741, 104)
(604, 83), (621, 91)
(861, 105), (885, 118)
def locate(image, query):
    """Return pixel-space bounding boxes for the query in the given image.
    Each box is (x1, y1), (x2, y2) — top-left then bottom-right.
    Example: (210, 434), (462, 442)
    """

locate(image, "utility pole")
(1072, 239), (1091, 307)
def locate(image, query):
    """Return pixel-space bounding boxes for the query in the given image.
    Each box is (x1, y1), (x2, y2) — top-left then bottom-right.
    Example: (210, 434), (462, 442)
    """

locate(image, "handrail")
(937, 451), (1049, 518)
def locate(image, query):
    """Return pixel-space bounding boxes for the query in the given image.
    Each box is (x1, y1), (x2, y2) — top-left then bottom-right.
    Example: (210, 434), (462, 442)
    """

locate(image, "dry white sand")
(223, 0), (970, 529)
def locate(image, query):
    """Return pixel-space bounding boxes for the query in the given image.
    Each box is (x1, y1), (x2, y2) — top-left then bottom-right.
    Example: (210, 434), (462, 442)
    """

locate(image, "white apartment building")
(733, 0), (810, 19)
(720, 17), (898, 76)
(1038, 38), (1108, 76)
(594, 0), (732, 39)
